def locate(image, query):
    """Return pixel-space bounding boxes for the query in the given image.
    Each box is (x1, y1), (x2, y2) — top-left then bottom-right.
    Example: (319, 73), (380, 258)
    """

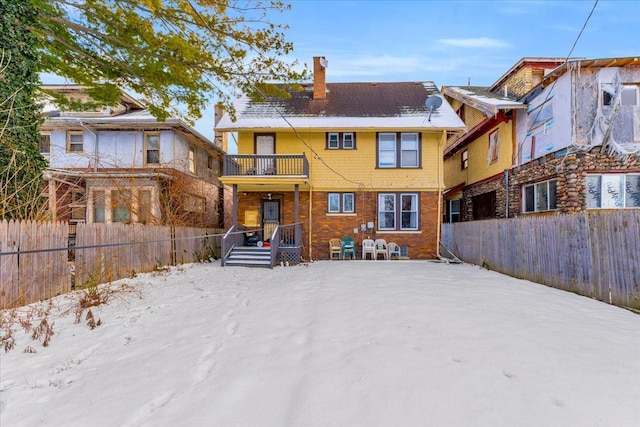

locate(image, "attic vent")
(370, 83), (378, 87)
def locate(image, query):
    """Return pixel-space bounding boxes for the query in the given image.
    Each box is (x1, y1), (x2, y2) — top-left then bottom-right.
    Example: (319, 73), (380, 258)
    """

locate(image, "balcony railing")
(223, 154), (309, 177)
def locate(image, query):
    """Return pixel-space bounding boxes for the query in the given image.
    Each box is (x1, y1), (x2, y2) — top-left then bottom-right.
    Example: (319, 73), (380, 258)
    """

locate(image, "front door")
(255, 134), (275, 174)
(262, 199), (280, 242)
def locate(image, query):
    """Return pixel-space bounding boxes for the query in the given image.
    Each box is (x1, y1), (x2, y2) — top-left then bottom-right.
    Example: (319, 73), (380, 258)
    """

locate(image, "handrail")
(269, 225), (280, 268)
(221, 225), (240, 266)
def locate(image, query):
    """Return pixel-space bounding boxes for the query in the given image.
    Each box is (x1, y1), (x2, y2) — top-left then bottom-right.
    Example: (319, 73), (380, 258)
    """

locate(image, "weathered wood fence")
(1, 221), (223, 309)
(441, 210), (640, 310)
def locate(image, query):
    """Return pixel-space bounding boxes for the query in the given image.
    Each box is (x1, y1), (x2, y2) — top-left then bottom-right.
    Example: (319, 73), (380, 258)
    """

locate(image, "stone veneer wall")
(461, 175), (507, 221)
(508, 149), (640, 216)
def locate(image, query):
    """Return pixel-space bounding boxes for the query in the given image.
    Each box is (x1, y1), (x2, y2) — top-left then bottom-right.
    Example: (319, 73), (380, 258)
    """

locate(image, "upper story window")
(67, 131), (83, 152)
(586, 174), (640, 208)
(378, 193), (419, 230)
(456, 105), (465, 123)
(377, 132), (421, 168)
(327, 132), (356, 149)
(523, 179), (557, 213)
(144, 132), (160, 165)
(461, 149), (468, 170)
(40, 133), (50, 154)
(328, 192), (355, 213)
(189, 146), (196, 173)
(603, 85), (638, 106)
(488, 129), (499, 164)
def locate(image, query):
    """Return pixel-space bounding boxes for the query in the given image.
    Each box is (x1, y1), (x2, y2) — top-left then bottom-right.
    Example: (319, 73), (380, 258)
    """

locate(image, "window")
(586, 174), (640, 208)
(67, 131), (83, 152)
(523, 179), (557, 213)
(488, 129), (499, 164)
(93, 190), (105, 223)
(111, 190), (132, 223)
(40, 133), (50, 154)
(207, 155), (214, 170)
(145, 132), (160, 164)
(401, 133), (419, 167)
(70, 189), (86, 220)
(603, 85), (638, 106)
(461, 149), (468, 170)
(328, 192), (355, 213)
(189, 146), (196, 173)
(445, 199), (461, 223)
(184, 194), (205, 213)
(456, 105), (465, 123)
(327, 132), (356, 149)
(343, 133), (355, 149)
(377, 132), (421, 168)
(138, 190), (152, 224)
(472, 191), (496, 219)
(378, 193), (419, 230)
(522, 100), (554, 163)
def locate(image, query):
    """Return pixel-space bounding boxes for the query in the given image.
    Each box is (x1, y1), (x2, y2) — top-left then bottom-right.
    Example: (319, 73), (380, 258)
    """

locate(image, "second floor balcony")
(223, 154), (309, 178)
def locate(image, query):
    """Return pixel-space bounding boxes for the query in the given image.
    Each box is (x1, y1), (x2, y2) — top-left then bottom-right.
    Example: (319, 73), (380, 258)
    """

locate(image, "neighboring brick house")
(40, 85), (226, 228)
(215, 56), (465, 265)
(441, 58), (565, 221)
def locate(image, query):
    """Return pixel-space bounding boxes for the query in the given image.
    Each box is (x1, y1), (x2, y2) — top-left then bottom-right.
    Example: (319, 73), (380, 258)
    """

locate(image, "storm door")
(262, 199), (280, 242)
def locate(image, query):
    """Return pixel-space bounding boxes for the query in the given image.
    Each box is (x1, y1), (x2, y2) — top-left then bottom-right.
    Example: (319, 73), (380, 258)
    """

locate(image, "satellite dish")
(424, 96), (443, 122)
(319, 58), (328, 68)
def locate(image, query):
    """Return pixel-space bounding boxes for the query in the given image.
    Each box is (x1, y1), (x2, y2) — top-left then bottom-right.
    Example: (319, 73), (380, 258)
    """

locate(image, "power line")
(520, 0), (599, 155)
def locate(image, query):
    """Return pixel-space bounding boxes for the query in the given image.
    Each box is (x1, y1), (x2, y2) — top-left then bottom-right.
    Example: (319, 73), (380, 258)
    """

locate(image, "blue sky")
(42, 0), (640, 142)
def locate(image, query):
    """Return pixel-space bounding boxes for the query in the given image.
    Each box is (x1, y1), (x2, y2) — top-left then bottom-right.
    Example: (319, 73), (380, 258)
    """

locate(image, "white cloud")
(437, 37), (511, 49)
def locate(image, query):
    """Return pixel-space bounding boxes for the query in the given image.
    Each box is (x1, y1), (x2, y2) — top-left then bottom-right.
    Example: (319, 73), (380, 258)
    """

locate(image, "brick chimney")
(313, 56), (327, 100)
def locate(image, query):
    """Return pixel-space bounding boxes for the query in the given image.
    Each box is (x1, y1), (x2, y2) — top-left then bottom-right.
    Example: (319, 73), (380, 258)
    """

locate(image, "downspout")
(308, 182), (313, 262)
(436, 130), (444, 258)
(504, 169), (509, 218)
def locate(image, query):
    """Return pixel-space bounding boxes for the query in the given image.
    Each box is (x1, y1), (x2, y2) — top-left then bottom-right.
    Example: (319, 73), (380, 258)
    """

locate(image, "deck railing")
(223, 154), (309, 177)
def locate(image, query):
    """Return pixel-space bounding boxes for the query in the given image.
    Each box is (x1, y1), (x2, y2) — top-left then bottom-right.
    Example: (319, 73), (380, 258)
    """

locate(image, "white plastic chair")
(374, 239), (388, 260)
(362, 239), (375, 260)
(387, 242), (401, 260)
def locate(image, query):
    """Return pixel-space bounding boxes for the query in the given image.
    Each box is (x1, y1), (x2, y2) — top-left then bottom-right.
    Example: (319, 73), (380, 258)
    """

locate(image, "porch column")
(294, 184), (301, 245)
(232, 184), (238, 225)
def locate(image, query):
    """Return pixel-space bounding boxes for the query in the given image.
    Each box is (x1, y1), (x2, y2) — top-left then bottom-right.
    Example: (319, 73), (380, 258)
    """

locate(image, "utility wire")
(520, 0), (599, 155)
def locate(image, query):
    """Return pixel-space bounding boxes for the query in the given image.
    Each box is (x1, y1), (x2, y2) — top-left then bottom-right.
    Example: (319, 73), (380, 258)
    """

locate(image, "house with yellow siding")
(441, 58), (565, 221)
(215, 57), (465, 266)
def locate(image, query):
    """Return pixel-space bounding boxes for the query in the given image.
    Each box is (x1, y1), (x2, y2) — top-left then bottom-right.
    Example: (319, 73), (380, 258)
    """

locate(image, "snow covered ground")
(1, 260), (639, 427)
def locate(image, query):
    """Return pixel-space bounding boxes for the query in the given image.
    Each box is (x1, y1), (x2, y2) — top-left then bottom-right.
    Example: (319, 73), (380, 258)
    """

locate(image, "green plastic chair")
(341, 236), (355, 259)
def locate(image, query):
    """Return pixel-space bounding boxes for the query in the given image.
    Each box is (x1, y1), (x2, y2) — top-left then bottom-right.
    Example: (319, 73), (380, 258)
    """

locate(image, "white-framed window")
(461, 149), (468, 170)
(189, 146), (196, 173)
(523, 179), (557, 213)
(328, 133), (339, 149)
(144, 132), (160, 164)
(40, 133), (50, 154)
(343, 133), (355, 149)
(67, 131), (84, 152)
(378, 132), (420, 168)
(328, 192), (355, 213)
(112, 189), (132, 223)
(378, 193), (419, 230)
(93, 189), (105, 223)
(327, 132), (356, 149)
(586, 174), (640, 208)
(378, 133), (397, 168)
(401, 133), (419, 167)
(445, 199), (461, 223)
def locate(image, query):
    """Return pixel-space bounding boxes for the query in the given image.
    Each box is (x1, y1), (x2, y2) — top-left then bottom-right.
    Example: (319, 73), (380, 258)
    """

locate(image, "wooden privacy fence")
(0, 221), (70, 310)
(441, 210), (640, 310)
(1, 221), (223, 309)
